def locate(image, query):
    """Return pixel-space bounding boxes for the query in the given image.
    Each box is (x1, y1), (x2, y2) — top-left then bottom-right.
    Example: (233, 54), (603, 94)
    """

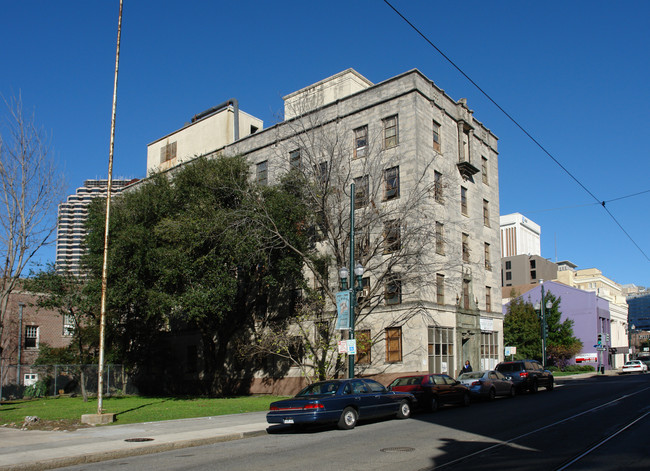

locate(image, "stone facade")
(145, 69), (503, 393)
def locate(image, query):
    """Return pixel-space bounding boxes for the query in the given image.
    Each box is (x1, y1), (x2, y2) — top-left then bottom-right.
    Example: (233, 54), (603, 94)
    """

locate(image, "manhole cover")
(380, 447), (415, 453)
(124, 438), (154, 442)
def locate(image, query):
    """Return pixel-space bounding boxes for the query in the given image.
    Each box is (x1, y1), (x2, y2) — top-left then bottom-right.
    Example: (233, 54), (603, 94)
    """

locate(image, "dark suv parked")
(496, 360), (554, 393)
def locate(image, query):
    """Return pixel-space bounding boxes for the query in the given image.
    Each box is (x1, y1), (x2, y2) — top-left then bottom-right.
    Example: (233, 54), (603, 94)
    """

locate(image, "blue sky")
(2, 1), (649, 287)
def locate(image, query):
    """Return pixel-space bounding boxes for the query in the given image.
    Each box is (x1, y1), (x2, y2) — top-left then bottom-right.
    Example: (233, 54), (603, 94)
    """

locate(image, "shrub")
(24, 379), (49, 398)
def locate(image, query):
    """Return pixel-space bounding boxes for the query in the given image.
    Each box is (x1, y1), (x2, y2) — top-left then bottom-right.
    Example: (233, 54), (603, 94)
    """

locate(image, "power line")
(383, 0), (649, 263)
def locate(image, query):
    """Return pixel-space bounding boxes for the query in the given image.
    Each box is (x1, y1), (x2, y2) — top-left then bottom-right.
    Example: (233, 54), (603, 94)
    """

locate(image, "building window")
(354, 125), (368, 158)
(385, 327), (402, 363)
(356, 329), (371, 365)
(63, 314), (75, 336)
(436, 274), (445, 305)
(434, 171), (443, 202)
(481, 156), (488, 184)
(355, 229), (370, 261)
(25, 326), (38, 349)
(384, 166), (400, 200)
(530, 270), (537, 280)
(428, 327), (454, 375)
(160, 141), (177, 163)
(384, 220), (401, 253)
(385, 275), (402, 305)
(462, 233), (470, 263)
(256, 160), (268, 186)
(484, 242), (491, 270)
(461, 186), (468, 216)
(483, 200), (490, 226)
(480, 332), (499, 370)
(530, 259), (536, 269)
(505, 261), (512, 270)
(435, 222), (445, 255)
(315, 161), (328, 184)
(289, 149), (301, 169)
(432, 121), (441, 153)
(505, 272), (512, 281)
(383, 115), (398, 148)
(354, 175), (369, 208)
(315, 321), (329, 345)
(485, 287), (492, 312)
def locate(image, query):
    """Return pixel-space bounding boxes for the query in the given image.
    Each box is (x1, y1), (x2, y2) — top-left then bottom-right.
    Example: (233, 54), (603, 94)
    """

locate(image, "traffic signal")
(597, 333), (603, 345)
(606, 333), (610, 343)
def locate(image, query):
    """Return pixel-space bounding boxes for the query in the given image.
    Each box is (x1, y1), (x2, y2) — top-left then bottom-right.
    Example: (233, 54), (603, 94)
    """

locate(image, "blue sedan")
(266, 378), (414, 430)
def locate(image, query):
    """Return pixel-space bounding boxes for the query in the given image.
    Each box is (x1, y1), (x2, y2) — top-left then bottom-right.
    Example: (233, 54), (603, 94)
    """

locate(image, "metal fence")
(0, 364), (138, 399)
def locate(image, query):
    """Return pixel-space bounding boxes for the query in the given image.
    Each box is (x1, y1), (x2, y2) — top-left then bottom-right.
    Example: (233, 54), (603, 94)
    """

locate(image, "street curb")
(0, 428), (269, 471)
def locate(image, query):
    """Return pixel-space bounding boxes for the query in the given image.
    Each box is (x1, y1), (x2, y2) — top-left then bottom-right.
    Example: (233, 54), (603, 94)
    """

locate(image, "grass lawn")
(0, 395), (287, 428)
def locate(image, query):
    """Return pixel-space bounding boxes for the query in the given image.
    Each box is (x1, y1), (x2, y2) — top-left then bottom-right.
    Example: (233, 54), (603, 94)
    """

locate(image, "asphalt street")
(55, 373), (650, 471)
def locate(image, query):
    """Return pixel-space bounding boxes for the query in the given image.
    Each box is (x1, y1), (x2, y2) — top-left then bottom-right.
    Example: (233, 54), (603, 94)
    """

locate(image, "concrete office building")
(56, 179), (137, 275)
(146, 69), (502, 391)
(500, 213), (540, 258)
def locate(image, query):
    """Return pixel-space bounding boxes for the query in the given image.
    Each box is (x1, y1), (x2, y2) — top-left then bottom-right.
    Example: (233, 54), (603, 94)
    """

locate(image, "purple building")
(503, 281), (612, 370)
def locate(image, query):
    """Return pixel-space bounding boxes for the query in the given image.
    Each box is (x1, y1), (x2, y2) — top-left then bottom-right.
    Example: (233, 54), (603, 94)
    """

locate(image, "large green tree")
(84, 156), (309, 395)
(504, 291), (582, 367)
(503, 294), (542, 361)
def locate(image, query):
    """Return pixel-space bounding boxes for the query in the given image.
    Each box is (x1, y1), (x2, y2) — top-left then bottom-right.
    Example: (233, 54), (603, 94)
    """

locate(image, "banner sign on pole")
(335, 291), (351, 330)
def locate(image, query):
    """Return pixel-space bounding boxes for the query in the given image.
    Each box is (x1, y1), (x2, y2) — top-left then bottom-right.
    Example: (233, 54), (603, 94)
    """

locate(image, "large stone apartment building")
(146, 69), (502, 389)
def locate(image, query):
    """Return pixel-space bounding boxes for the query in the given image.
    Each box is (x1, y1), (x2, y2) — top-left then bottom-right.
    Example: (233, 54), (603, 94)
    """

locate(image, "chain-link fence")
(0, 364), (138, 399)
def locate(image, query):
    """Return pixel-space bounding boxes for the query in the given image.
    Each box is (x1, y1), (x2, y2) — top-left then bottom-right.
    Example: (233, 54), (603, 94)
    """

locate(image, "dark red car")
(388, 374), (470, 411)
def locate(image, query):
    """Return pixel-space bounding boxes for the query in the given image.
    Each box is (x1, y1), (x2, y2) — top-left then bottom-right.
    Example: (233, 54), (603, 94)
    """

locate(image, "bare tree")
(244, 98), (466, 381)
(0, 94), (65, 359)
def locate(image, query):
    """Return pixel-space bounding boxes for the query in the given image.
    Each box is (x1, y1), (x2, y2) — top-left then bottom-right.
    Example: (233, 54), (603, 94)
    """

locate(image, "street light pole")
(348, 182), (356, 379)
(538, 280), (550, 368)
(338, 183), (365, 379)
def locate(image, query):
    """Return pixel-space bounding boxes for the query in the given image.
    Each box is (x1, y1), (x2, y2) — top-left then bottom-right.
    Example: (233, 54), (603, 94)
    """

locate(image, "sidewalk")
(0, 411), (269, 471)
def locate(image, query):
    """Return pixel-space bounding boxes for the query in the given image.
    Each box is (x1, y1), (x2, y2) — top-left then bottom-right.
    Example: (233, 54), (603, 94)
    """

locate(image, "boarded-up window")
(160, 141), (177, 163)
(385, 327), (402, 363)
(433, 121), (441, 152)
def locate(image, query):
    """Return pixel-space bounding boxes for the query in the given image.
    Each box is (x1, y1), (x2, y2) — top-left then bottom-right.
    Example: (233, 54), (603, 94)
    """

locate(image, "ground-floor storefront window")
(480, 331), (499, 370)
(428, 327), (454, 375)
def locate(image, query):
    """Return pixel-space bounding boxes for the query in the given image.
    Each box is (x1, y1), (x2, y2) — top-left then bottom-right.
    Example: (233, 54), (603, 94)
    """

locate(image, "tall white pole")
(98, 0), (123, 415)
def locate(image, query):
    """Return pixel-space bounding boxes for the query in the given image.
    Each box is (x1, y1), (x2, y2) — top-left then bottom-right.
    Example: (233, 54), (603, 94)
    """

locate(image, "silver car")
(457, 370), (516, 400)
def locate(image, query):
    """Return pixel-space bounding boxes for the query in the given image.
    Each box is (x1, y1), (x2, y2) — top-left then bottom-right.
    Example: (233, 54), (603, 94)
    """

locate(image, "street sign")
(347, 339), (357, 355)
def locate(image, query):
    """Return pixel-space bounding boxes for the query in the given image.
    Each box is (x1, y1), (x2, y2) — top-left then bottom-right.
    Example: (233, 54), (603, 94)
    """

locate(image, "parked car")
(620, 360), (648, 374)
(495, 359), (554, 393)
(266, 378), (413, 430)
(457, 370), (516, 400)
(387, 374), (470, 411)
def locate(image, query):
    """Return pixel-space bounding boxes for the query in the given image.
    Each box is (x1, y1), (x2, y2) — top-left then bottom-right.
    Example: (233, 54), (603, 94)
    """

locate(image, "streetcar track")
(431, 385), (650, 469)
(554, 410), (650, 470)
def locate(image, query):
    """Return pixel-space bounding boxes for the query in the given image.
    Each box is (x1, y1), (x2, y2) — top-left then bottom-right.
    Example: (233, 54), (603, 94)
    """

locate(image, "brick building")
(0, 288), (72, 391)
